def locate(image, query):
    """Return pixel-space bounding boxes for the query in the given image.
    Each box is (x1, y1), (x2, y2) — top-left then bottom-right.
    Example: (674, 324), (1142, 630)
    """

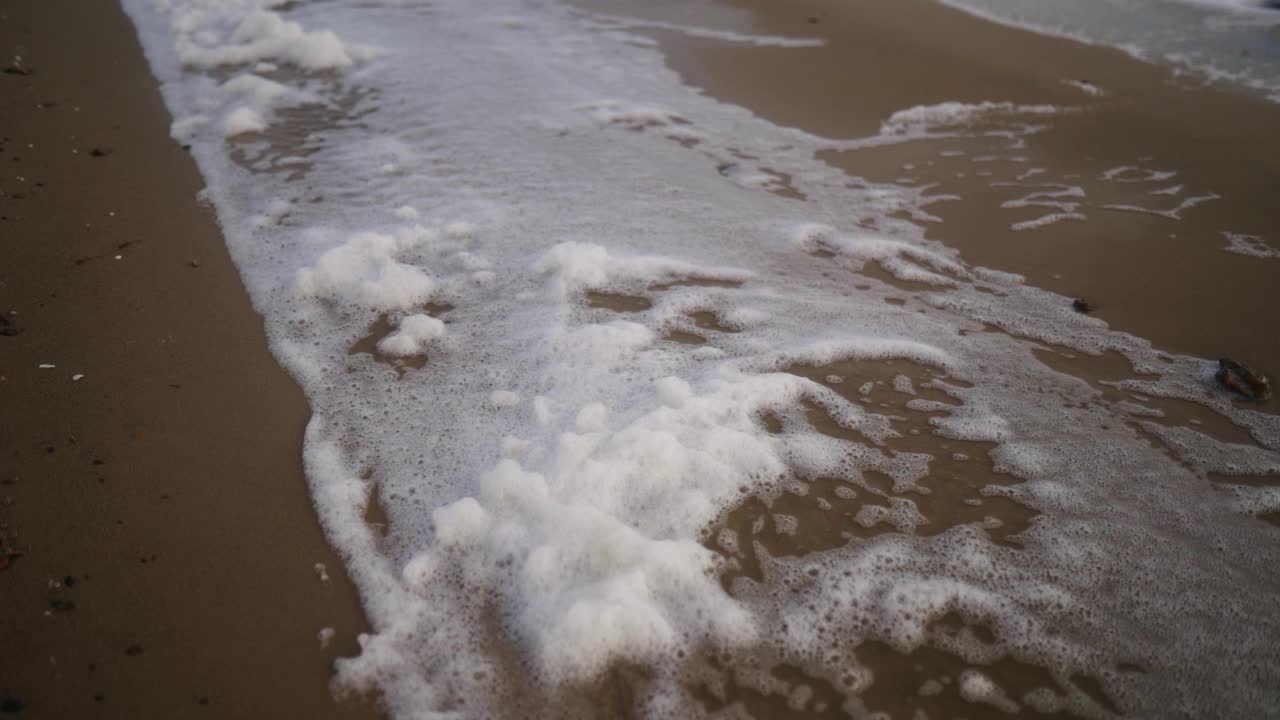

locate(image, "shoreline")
(644, 0), (1280, 374)
(0, 1), (381, 717)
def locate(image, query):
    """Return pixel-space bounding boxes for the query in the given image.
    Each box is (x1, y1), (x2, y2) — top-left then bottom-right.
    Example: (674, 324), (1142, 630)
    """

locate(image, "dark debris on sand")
(1216, 358), (1271, 401)
(0, 541), (21, 572)
(47, 599), (75, 613)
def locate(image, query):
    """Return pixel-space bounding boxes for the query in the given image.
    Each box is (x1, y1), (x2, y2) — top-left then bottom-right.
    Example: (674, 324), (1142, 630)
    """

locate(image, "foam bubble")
(490, 390), (522, 408)
(173, 8), (367, 70)
(880, 101), (1064, 136)
(295, 231), (435, 311)
(222, 106), (267, 136)
(377, 314), (444, 357)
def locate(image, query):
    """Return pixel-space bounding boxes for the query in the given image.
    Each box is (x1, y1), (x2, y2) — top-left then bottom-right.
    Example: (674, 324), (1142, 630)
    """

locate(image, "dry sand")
(0, 1), (381, 717)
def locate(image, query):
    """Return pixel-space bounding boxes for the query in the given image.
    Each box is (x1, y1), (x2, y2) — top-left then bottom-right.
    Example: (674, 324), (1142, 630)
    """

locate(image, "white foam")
(295, 231), (436, 311)
(222, 106), (267, 136)
(377, 314), (445, 357)
(121, 0), (1280, 716)
(220, 73), (301, 108)
(1102, 165), (1177, 183)
(1001, 184), (1085, 214)
(789, 223), (964, 286)
(959, 669), (1019, 713)
(880, 102), (1063, 137)
(1102, 192), (1220, 220)
(1011, 212), (1087, 231)
(536, 240), (749, 298)
(171, 6), (369, 70)
(489, 390), (521, 408)
(1222, 231), (1280, 258)
(1064, 79), (1106, 96)
(585, 13), (825, 48)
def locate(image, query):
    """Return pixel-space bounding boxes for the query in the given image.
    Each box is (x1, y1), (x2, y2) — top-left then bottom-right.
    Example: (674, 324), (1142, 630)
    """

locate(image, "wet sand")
(588, 0), (1280, 523)
(640, 0), (1280, 375)
(0, 1), (381, 718)
(565, 0), (1280, 716)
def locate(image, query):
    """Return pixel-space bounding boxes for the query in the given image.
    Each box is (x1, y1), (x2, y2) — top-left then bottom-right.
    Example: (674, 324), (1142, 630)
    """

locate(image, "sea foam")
(122, 0), (1280, 717)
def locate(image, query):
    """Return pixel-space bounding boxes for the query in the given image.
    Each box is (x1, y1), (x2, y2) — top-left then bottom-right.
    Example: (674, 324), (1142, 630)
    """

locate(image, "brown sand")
(0, 2), (381, 718)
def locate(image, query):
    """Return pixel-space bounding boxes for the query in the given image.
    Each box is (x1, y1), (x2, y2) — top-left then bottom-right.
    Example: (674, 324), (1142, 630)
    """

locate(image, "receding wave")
(122, 1), (1280, 717)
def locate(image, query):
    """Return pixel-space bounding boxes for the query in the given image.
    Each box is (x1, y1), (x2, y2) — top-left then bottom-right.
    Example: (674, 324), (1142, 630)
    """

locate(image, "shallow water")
(938, 0), (1280, 102)
(123, 0), (1280, 717)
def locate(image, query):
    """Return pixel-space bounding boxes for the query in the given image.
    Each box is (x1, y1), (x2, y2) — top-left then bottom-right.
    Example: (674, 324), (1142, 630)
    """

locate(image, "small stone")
(1216, 358), (1271, 401)
(1072, 298), (1094, 314)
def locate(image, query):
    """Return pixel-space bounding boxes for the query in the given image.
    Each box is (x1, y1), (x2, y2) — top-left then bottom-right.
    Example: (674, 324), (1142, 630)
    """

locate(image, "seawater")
(939, 0), (1280, 102)
(122, 0), (1280, 717)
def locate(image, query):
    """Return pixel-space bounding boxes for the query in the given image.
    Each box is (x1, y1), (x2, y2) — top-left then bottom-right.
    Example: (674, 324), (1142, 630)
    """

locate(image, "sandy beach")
(0, 1), (380, 717)
(4, 0), (1279, 717)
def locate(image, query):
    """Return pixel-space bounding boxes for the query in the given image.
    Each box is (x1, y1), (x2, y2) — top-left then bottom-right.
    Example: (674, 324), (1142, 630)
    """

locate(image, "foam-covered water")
(939, 0), (1280, 103)
(123, 0), (1280, 717)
